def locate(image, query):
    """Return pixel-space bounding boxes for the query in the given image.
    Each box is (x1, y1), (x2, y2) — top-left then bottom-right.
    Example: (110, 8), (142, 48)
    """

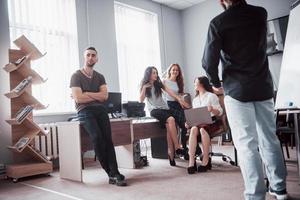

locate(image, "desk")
(80, 119), (132, 153)
(57, 118), (165, 182)
(132, 118), (165, 140)
(276, 108), (300, 182)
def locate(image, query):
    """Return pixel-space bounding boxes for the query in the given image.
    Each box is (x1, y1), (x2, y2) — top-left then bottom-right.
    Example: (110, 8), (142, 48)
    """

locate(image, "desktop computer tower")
(150, 136), (168, 159)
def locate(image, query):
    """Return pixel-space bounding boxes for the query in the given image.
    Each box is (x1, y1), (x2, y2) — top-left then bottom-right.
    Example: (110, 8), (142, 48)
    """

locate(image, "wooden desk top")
(80, 117), (164, 150)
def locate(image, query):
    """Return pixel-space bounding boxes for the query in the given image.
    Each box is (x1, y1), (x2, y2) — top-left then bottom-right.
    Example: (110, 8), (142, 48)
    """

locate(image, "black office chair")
(207, 94), (237, 166)
(275, 109), (295, 160)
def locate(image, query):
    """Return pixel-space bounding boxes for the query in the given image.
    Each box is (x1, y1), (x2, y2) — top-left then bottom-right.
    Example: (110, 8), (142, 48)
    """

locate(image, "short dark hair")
(85, 46), (97, 54)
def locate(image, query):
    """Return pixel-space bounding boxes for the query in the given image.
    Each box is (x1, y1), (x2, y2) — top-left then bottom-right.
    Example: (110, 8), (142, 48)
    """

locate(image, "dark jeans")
(167, 101), (188, 149)
(78, 104), (119, 177)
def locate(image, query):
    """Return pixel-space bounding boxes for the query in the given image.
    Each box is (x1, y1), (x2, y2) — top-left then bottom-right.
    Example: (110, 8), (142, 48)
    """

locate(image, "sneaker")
(269, 188), (288, 200)
(109, 174), (127, 186)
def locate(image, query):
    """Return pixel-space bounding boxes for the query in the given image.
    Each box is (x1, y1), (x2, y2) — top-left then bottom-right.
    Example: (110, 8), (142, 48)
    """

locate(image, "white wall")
(75, 0), (120, 92)
(0, 0), (12, 164)
(182, 0), (295, 93)
(75, 0), (184, 92)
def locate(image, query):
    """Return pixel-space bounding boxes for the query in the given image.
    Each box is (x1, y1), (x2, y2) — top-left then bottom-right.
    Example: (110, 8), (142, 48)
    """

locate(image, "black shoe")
(197, 158), (211, 172)
(168, 156), (176, 166)
(187, 160), (197, 174)
(117, 173), (125, 180)
(109, 174), (127, 186)
(175, 148), (185, 156)
(187, 166), (196, 174)
(269, 187), (288, 200)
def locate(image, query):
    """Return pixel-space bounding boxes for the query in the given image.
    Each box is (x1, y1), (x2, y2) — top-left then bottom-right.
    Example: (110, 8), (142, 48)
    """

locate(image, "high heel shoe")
(187, 160), (197, 174)
(197, 157), (211, 172)
(168, 156), (176, 166)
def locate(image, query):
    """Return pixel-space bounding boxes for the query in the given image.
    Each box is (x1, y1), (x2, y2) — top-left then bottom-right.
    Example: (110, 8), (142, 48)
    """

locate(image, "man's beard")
(87, 63), (95, 68)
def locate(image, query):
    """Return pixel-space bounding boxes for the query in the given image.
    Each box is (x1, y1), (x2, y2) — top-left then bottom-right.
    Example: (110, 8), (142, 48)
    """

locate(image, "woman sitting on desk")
(140, 66), (189, 166)
(186, 76), (223, 174)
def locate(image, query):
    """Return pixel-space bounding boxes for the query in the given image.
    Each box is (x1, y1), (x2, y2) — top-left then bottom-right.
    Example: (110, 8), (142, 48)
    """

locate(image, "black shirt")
(202, 3), (274, 102)
(70, 70), (106, 112)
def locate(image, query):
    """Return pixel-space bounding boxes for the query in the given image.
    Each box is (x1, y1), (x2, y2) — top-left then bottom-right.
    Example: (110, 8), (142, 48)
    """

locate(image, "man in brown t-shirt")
(70, 47), (126, 186)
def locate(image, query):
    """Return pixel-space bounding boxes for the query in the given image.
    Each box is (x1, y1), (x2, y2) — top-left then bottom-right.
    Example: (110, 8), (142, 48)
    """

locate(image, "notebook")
(184, 106), (213, 127)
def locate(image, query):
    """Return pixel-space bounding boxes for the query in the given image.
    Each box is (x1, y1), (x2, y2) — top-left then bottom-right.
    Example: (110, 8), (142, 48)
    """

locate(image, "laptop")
(184, 106), (213, 127)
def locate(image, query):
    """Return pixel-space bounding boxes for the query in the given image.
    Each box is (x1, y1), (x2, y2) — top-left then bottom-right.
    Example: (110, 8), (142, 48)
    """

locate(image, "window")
(114, 2), (162, 102)
(7, 0), (79, 114)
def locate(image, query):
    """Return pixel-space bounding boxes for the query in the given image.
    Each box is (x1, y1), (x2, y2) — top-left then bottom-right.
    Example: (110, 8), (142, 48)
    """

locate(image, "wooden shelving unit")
(4, 80), (32, 99)
(3, 35), (52, 182)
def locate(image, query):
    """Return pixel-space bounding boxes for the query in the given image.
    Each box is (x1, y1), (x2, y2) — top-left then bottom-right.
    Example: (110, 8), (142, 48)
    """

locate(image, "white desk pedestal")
(57, 121), (82, 182)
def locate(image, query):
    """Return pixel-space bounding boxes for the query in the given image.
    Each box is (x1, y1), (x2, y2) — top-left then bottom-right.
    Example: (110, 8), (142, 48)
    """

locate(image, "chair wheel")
(222, 156), (227, 162)
(13, 178), (18, 183)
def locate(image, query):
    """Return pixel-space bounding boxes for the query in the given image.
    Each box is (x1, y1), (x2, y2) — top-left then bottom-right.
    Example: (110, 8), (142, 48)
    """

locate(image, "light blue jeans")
(224, 95), (287, 200)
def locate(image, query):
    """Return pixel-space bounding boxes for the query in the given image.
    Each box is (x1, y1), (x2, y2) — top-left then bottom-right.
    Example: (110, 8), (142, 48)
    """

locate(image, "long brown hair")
(140, 66), (164, 98)
(195, 76), (213, 97)
(167, 63), (184, 94)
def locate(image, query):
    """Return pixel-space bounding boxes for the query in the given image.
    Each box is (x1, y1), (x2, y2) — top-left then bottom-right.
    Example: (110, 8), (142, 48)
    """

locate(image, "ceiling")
(151, 0), (207, 10)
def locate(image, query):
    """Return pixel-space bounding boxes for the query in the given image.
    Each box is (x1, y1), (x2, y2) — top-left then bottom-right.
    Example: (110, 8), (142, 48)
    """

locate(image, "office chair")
(274, 91), (295, 160)
(275, 109), (295, 160)
(186, 93), (237, 166)
(207, 94), (237, 166)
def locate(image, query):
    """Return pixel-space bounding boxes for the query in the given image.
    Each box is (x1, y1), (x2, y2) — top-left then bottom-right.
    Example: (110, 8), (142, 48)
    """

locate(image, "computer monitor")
(103, 92), (122, 115)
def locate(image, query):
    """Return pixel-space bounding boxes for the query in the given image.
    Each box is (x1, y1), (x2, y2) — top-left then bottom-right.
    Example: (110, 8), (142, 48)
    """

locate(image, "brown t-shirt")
(70, 70), (106, 112)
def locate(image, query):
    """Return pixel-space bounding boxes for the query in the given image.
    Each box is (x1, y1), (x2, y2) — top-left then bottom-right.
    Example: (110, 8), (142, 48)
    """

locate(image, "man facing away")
(202, 0), (287, 199)
(70, 47), (127, 186)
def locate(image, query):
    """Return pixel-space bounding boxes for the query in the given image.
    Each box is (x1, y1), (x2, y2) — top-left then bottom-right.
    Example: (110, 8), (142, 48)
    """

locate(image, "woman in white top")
(163, 64), (190, 159)
(186, 76), (223, 174)
(140, 66), (189, 166)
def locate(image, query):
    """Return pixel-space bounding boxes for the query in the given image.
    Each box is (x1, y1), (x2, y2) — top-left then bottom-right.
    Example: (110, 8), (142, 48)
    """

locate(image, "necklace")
(82, 68), (93, 78)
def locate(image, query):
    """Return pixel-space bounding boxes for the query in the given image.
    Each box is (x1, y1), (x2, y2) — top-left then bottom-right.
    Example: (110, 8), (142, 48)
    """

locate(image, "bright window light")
(7, 0), (79, 115)
(114, 1), (162, 102)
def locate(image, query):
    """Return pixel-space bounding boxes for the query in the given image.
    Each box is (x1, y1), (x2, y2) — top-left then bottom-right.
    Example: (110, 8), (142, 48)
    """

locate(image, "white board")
(275, 1), (300, 108)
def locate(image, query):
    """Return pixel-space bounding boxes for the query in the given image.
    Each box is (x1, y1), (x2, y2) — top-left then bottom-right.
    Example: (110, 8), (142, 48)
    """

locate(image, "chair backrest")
(209, 94), (230, 138)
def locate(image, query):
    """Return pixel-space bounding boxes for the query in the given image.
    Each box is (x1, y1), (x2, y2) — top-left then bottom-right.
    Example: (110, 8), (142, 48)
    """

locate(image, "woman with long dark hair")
(140, 66), (188, 166)
(163, 64), (190, 159)
(186, 76), (223, 174)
